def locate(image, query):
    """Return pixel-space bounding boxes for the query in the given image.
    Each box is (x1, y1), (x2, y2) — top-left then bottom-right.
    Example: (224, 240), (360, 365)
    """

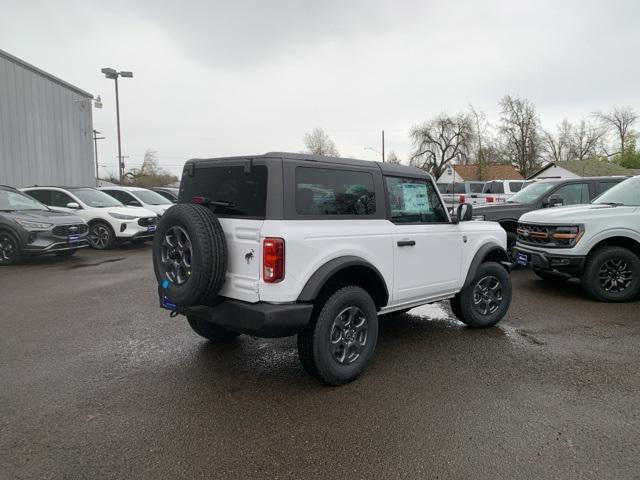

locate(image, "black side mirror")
(545, 195), (564, 208)
(457, 203), (473, 222)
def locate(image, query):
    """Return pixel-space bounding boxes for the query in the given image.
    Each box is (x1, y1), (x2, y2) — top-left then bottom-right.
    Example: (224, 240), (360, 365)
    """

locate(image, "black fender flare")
(297, 255), (389, 303)
(462, 243), (510, 289)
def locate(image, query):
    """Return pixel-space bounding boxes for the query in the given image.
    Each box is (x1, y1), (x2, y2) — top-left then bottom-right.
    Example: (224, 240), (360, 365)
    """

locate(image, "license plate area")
(147, 225), (157, 233)
(515, 252), (528, 267)
(67, 234), (80, 244)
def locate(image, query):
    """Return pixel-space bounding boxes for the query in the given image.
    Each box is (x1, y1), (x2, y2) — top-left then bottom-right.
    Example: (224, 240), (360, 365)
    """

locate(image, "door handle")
(397, 240), (416, 247)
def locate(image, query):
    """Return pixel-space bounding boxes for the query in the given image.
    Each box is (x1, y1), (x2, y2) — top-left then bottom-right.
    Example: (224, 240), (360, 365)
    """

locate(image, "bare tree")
(303, 128), (340, 157)
(499, 95), (541, 177)
(123, 150), (179, 187)
(386, 150), (401, 164)
(594, 107), (638, 158)
(569, 120), (605, 161)
(409, 113), (473, 179)
(541, 119), (572, 163)
(469, 104), (490, 179)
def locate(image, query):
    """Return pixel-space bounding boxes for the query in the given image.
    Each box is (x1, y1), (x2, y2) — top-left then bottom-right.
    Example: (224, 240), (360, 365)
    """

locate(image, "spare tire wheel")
(152, 204), (227, 306)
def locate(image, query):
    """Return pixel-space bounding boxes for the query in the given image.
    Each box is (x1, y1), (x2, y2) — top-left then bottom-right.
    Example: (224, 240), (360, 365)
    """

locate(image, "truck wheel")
(88, 221), (115, 250)
(297, 286), (378, 385)
(0, 231), (21, 266)
(187, 316), (239, 342)
(152, 204), (227, 307)
(451, 262), (512, 328)
(581, 246), (640, 302)
(533, 268), (567, 283)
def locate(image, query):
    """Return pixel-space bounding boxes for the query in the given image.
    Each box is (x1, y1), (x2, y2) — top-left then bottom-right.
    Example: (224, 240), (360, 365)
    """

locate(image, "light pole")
(364, 129), (386, 162)
(92, 130), (105, 186)
(101, 67), (133, 183)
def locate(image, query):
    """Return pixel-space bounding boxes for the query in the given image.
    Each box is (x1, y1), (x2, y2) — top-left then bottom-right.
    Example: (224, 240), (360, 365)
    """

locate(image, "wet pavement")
(1, 245), (639, 479)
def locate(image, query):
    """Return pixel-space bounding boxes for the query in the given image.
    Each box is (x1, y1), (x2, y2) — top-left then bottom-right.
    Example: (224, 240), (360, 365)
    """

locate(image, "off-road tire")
(451, 262), (512, 328)
(187, 315), (239, 342)
(54, 249), (77, 258)
(0, 231), (21, 266)
(88, 221), (115, 250)
(297, 286), (378, 385)
(152, 204), (227, 306)
(533, 268), (568, 283)
(581, 246), (640, 302)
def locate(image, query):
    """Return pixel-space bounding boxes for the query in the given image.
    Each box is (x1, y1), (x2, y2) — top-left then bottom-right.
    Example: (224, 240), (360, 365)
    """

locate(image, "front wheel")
(88, 222), (115, 250)
(450, 262), (512, 328)
(581, 246), (640, 302)
(0, 231), (21, 266)
(297, 286), (378, 385)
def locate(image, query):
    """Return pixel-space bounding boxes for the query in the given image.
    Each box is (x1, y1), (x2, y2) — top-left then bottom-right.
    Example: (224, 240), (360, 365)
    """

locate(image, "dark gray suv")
(0, 186), (89, 265)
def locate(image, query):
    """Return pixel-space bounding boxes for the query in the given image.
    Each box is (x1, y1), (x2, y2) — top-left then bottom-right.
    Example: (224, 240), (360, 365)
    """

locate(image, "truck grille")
(138, 217), (157, 227)
(52, 224), (88, 236)
(517, 223), (551, 245)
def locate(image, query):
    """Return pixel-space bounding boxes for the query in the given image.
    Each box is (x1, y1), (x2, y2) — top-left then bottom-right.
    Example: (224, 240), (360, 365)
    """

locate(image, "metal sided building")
(0, 49), (95, 188)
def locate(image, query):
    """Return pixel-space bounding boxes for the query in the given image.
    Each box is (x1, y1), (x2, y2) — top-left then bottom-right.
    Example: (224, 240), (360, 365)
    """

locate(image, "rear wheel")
(187, 316), (239, 342)
(0, 231), (21, 266)
(450, 262), (512, 328)
(297, 286), (378, 385)
(88, 222), (115, 250)
(581, 246), (640, 302)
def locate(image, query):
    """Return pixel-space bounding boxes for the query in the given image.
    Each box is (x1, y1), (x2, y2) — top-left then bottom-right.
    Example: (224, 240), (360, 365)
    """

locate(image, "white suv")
(23, 187), (158, 249)
(152, 153), (513, 385)
(99, 186), (173, 217)
(514, 176), (640, 302)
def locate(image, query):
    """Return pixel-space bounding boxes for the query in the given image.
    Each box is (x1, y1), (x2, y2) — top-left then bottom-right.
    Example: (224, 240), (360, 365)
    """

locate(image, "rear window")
(483, 181), (504, 194)
(509, 181), (524, 192)
(469, 183), (484, 193)
(181, 165), (268, 218)
(295, 167), (376, 216)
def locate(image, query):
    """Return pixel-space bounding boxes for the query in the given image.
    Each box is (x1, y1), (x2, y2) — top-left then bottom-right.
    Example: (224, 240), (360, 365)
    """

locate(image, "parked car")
(100, 186), (173, 216)
(151, 187), (179, 203)
(439, 181), (486, 209)
(472, 176), (626, 250)
(0, 185), (89, 265)
(480, 179), (531, 204)
(22, 186), (158, 249)
(153, 152), (512, 385)
(513, 176), (640, 302)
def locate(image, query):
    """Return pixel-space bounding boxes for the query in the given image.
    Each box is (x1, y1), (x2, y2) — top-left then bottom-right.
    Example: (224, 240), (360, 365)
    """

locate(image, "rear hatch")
(179, 160), (270, 303)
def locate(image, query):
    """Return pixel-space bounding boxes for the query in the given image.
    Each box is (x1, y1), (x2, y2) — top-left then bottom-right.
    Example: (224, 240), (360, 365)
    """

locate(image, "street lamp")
(101, 67), (133, 183)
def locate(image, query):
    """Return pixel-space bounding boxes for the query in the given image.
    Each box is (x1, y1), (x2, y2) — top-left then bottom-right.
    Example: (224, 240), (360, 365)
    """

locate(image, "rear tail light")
(459, 194), (465, 204)
(486, 195), (494, 203)
(263, 238), (284, 283)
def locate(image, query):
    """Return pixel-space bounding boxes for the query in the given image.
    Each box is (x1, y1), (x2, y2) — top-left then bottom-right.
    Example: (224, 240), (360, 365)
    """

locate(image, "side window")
(295, 167), (376, 216)
(598, 181), (620, 195)
(50, 191), (74, 207)
(26, 189), (51, 205)
(483, 182), (505, 194)
(385, 176), (448, 224)
(552, 183), (589, 205)
(509, 181), (524, 192)
(469, 183), (484, 193)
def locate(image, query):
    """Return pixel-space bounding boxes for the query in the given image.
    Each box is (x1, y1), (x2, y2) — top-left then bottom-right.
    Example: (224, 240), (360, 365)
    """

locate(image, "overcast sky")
(1, 0), (639, 177)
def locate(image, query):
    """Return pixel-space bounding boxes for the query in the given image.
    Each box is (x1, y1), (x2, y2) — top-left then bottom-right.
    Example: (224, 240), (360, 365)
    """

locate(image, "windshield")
(507, 181), (556, 203)
(72, 188), (123, 208)
(134, 190), (173, 205)
(593, 177), (640, 206)
(0, 189), (47, 211)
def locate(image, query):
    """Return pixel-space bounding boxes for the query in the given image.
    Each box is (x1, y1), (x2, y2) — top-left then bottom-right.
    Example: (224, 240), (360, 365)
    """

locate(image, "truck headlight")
(109, 212), (138, 220)
(550, 225), (584, 246)
(15, 219), (53, 230)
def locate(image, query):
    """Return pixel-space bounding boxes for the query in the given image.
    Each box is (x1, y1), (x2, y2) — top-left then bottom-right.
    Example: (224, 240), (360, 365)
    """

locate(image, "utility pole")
(382, 130), (385, 163)
(92, 130), (105, 186)
(101, 68), (133, 184)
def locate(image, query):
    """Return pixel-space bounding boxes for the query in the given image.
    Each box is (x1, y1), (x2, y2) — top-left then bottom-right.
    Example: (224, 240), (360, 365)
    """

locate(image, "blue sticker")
(161, 279), (170, 289)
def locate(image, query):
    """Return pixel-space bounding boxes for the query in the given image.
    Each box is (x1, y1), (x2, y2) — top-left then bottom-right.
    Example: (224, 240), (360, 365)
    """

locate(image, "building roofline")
(0, 49), (93, 98)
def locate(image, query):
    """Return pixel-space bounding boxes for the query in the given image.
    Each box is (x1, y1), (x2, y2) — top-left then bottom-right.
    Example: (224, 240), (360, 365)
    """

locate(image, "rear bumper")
(171, 298), (314, 338)
(513, 243), (585, 276)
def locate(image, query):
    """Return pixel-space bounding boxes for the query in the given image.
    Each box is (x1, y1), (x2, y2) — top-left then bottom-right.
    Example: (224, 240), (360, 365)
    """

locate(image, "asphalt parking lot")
(1, 246), (639, 479)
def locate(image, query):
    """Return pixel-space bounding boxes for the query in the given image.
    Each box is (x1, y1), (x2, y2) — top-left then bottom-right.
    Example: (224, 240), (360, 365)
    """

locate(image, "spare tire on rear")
(152, 204), (227, 306)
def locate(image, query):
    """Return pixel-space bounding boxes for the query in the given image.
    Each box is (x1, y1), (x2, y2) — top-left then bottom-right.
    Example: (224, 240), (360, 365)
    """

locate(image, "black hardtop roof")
(187, 152), (429, 178)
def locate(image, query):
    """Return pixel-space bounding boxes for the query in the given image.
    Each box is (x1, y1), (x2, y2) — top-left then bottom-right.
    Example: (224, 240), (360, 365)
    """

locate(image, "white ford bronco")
(514, 176), (640, 302)
(153, 153), (512, 384)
